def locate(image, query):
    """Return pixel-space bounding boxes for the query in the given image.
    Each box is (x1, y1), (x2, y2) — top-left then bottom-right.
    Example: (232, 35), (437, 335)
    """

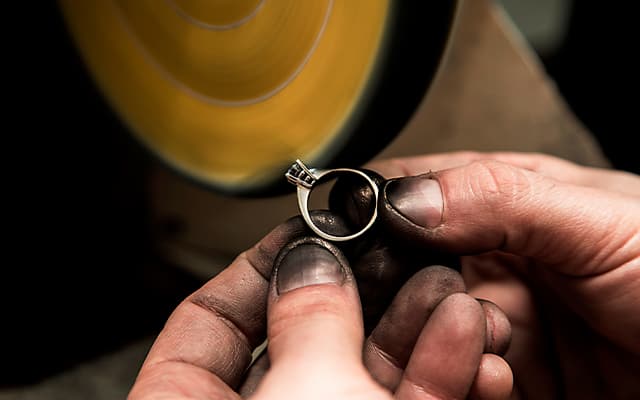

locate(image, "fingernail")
(385, 176), (444, 228)
(276, 242), (345, 294)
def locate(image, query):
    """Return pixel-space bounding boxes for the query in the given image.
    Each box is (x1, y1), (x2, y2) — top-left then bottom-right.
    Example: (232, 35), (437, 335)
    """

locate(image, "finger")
(328, 169), (461, 335)
(468, 354), (513, 400)
(350, 238), (460, 334)
(129, 217), (310, 399)
(394, 293), (486, 400)
(255, 237), (385, 398)
(238, 349), (270, 398)
(483, 152), (640, 196)
(363, 266), (466, 391)
(328, 168), (385, 233)
(380, 159), (639, 276)
(461, 253), (559, 398)
(380, 159), (640, 351)
(368, 151), (640, 196)
(368, 151), (482, 178)
(477, 300), (512, 355)
(461, 252), (532, 323)
(351, 240), (417, 334)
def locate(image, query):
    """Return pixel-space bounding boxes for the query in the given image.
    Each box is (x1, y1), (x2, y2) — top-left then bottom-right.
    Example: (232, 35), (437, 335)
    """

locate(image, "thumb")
(380, 159), (639, 277)
(254, 237), (385, 399)
(378, 160), (640, 351)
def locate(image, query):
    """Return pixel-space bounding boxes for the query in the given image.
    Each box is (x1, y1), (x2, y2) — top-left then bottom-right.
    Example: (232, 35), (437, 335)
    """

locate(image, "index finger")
(368, 151), (640, 197)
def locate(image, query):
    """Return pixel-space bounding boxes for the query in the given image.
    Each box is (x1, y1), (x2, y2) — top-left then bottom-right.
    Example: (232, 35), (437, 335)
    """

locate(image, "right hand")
(363, 151), (640, 399)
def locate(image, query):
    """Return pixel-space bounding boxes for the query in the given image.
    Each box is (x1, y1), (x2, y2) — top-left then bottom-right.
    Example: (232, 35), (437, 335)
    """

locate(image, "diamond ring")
(285, 159), (379, 241)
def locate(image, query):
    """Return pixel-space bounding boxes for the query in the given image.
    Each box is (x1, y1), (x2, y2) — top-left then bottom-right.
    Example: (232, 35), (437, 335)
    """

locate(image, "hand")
(128, 216), (513, 399)
(365, 151), (640, 399)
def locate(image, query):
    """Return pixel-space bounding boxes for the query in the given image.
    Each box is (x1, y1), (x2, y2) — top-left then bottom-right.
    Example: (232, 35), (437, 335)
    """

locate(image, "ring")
(285, 159), (379, 241)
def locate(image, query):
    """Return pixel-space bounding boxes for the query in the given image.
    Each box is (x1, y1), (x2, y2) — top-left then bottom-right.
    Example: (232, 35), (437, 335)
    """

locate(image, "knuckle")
(396, 266), (466, 313)
(413, 265), (466, 293)
(465, 160), (538, 210)
(269, 286), (352, 337)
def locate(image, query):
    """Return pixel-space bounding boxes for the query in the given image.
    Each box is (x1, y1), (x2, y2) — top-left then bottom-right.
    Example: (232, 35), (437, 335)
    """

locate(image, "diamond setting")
(285, 159), (317, 189)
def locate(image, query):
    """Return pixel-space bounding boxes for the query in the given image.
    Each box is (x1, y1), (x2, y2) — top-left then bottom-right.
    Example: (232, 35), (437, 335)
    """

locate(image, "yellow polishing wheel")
(59, 1), (457, 195)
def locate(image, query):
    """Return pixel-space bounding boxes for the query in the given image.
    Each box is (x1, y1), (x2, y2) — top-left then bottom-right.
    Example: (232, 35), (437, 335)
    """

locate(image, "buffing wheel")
(59, 0), (457, 195)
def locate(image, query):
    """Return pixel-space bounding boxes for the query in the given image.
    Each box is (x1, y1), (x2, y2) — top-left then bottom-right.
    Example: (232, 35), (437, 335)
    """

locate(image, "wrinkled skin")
(129, 151), (639, 400)
(129, 199), (512, 399)
(363, 152), (640, 399)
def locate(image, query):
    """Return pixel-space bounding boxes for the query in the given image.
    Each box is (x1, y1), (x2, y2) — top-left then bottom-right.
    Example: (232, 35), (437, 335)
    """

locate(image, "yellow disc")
(59, 0), (391, 193)
(60, 0), (456, 194)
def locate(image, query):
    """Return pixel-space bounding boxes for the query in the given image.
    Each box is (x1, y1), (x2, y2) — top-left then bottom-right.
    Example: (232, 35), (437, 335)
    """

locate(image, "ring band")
(285, 159), (379, 241)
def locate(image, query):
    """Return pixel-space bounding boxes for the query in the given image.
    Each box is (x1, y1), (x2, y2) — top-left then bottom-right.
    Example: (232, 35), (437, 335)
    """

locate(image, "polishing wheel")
(59, 1), (458, 195)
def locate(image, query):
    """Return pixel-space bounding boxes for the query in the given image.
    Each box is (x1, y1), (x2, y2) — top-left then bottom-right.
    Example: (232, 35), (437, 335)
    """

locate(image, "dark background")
(4, 1), (637, 387)
(543, 2), (638, 175)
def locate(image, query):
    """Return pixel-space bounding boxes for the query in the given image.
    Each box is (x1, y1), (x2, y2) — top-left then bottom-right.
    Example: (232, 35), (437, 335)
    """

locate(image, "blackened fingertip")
(384, 176), (444, 229)
(274, 237), (349, 295)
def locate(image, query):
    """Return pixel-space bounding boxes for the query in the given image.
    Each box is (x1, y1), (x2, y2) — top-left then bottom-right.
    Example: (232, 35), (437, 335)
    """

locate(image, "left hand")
(128, 215), (512, 399)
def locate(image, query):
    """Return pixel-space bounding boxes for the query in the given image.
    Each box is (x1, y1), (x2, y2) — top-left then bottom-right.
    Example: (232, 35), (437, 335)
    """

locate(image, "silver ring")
(285, 159), (379, 241)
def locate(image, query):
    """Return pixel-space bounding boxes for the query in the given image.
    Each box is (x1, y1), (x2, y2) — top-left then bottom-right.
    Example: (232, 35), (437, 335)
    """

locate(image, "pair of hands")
(129, 152), (640, 399)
